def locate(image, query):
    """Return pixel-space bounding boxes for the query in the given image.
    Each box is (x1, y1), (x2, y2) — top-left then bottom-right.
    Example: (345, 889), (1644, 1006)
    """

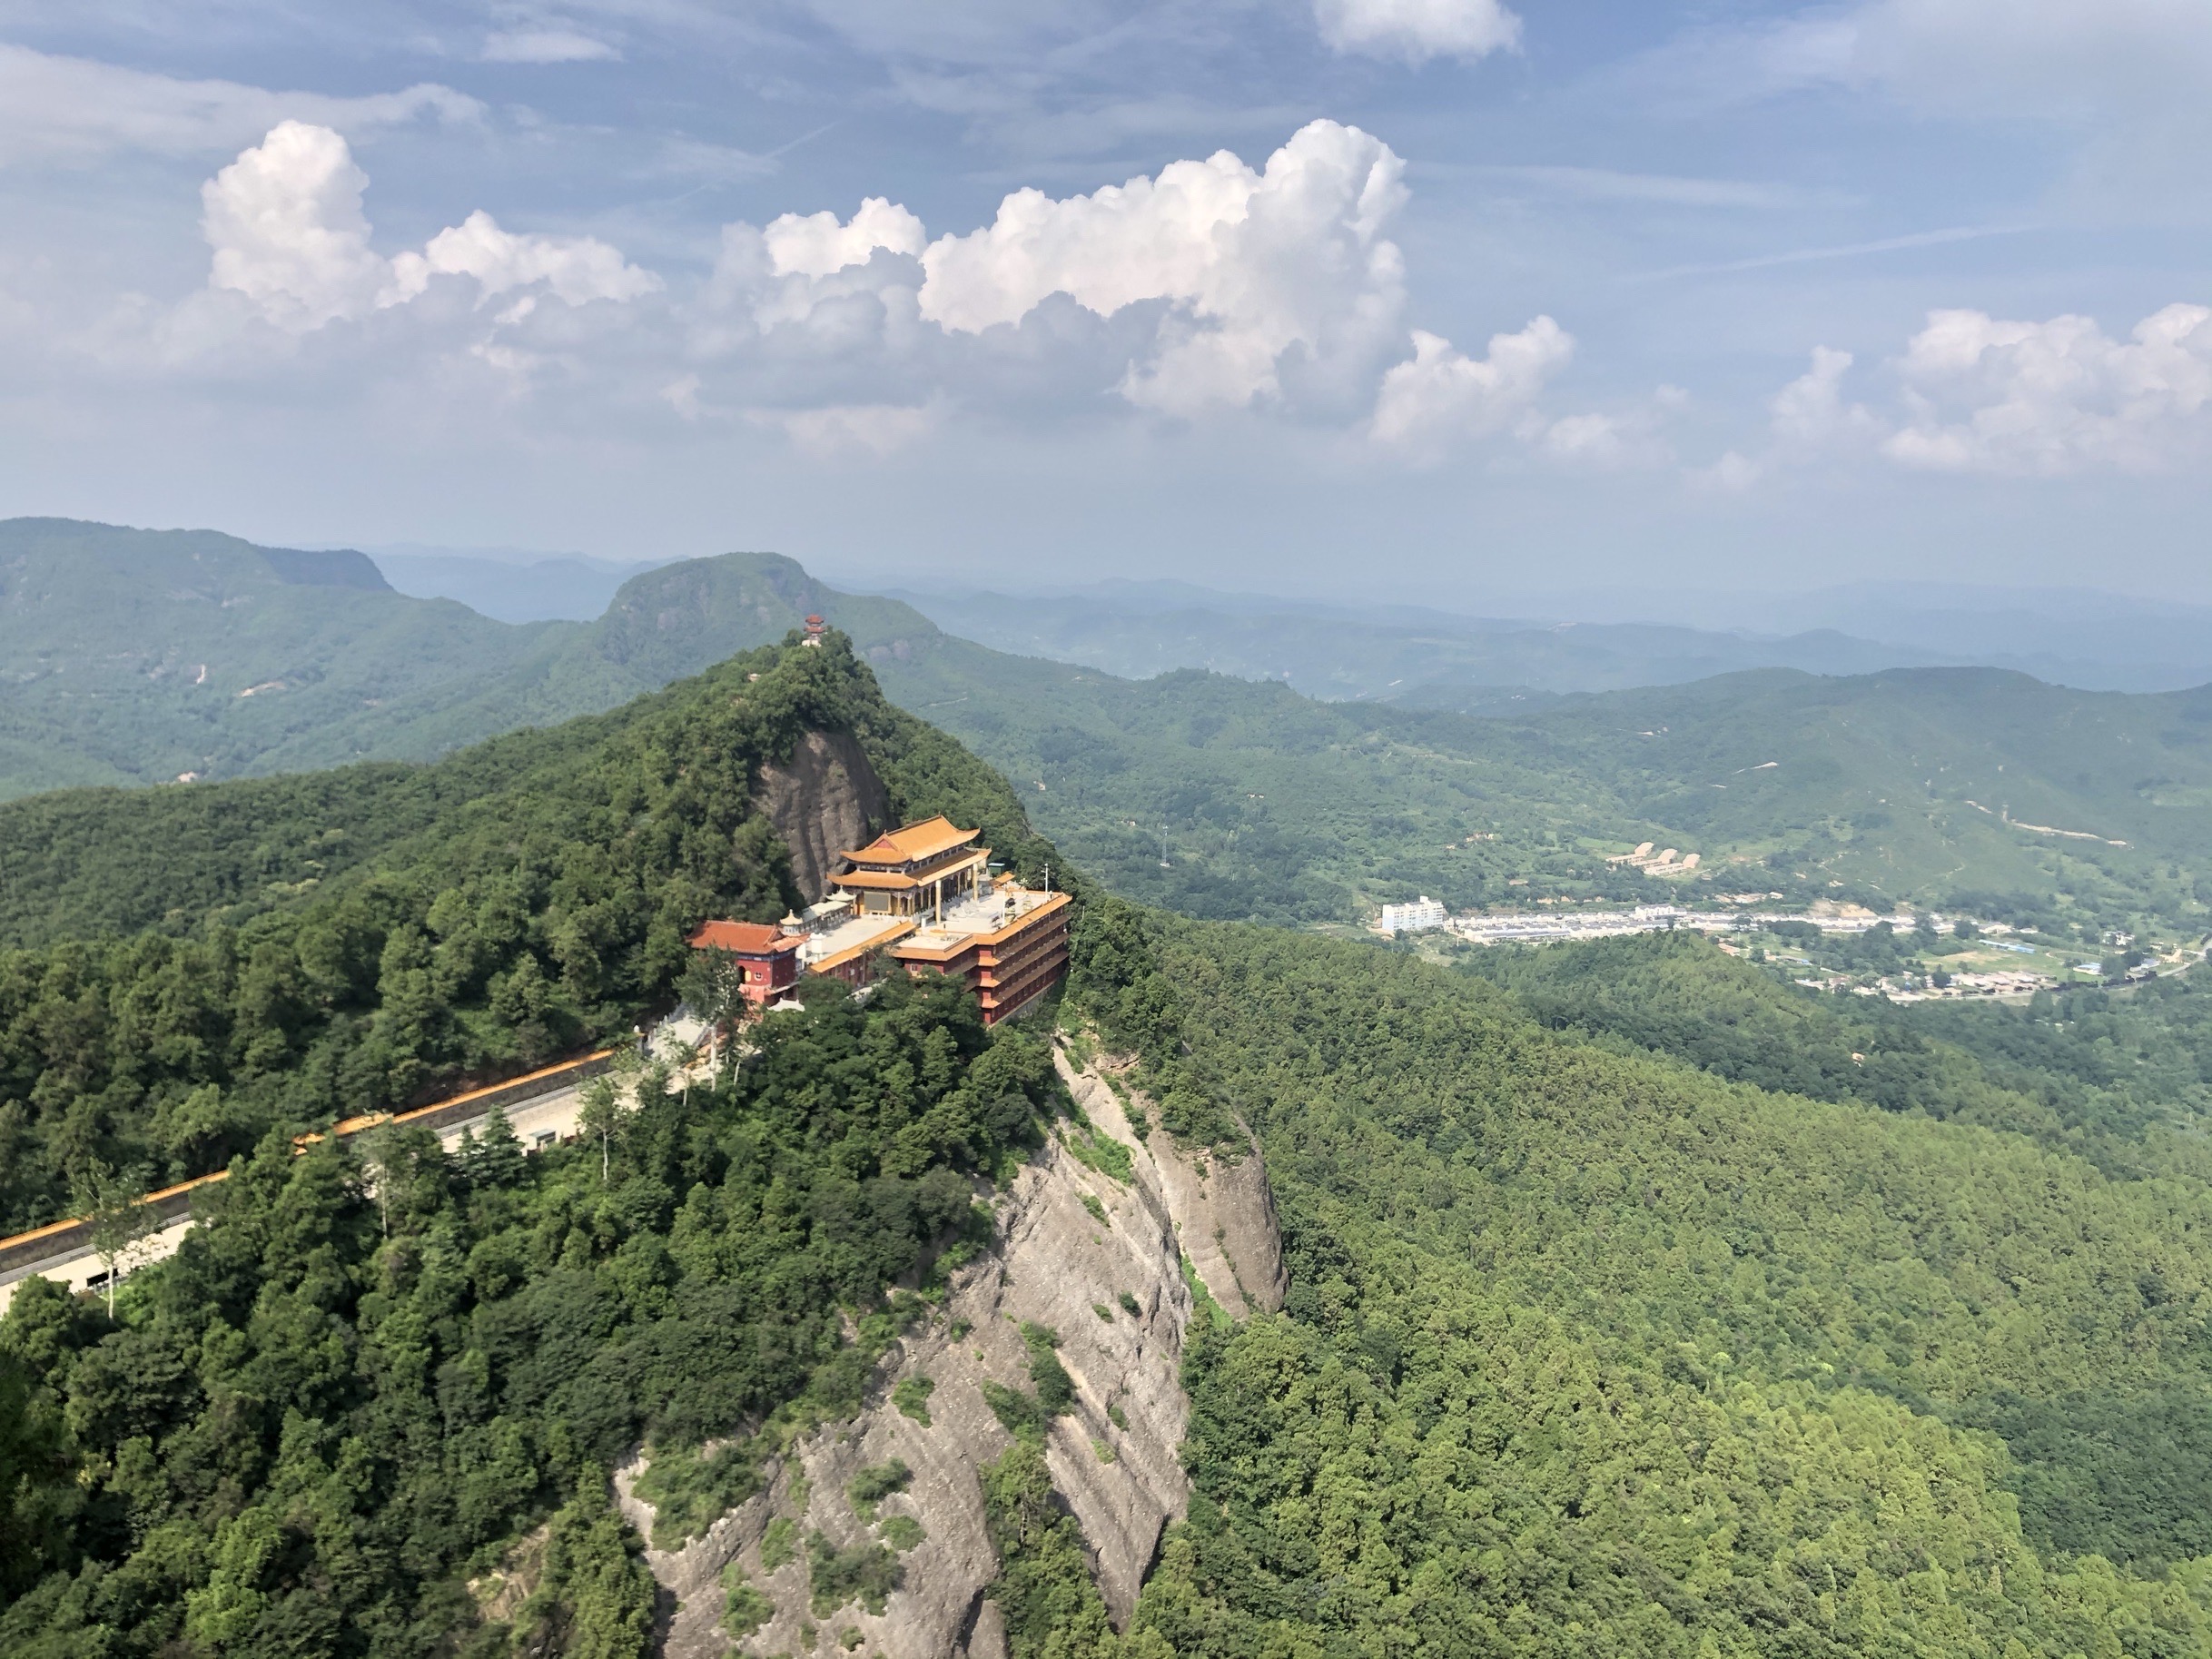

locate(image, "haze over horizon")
(1, 0), (2206, 600)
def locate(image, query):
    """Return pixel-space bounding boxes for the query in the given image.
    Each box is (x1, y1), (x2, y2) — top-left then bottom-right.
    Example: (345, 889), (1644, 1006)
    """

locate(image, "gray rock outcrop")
(621, 1042), (1287, 1657)
(753, 728), (890, 902)
(1059, 1057), (1287, 1318)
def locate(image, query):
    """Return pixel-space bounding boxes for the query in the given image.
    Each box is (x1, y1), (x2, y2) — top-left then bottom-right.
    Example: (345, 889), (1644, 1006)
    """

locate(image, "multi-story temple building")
(688, 815), (1071, 1025)
(681, 920), (803, 1005)
(835, 815), (992, 920)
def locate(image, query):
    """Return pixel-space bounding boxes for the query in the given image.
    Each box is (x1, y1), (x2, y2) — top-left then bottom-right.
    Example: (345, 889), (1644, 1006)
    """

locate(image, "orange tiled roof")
(840, 815), (979, 867)
(688, 920), (803, 954)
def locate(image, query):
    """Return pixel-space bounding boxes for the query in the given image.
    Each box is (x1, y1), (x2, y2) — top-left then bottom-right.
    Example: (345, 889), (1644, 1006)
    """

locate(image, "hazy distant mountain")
(0, 519), (941, 798)
(880, 575), (2212, 699)
(1703, 582), (2212, 692)
(1438, 578), (2212, 694)
(884, 582), (1960, 702)
(370, 546), (678, 623)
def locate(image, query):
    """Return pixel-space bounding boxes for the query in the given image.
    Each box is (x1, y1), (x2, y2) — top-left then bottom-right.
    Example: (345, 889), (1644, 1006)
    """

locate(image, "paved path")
(0, 1062), (707, 1315)
(0, 1214), (199, 1310)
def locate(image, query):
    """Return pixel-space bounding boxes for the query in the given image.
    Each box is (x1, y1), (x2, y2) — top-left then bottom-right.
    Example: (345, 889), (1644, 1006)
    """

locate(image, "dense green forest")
(0, 635), (1056, 1238)
(1462, 929), (2212, 1171)
(15, 614), (2212, 1656)
(1064, 904), (2212, 1653)
(21, 878), (2212, 1655)
(0, 969), (1067, 1657)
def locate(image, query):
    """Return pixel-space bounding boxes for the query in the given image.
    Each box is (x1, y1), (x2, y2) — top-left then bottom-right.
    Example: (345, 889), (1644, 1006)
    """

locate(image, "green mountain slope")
(0, 633), (1054, 1236)
(14, 616), (2212, 1655)
(867, 644), (2212, 934)
(1523, 667), (2212, 918)
(0, 518), (539, 795)
(1465, 927), (2212, 1164)
(6, 520), (2207, 943)
(322, 550), (942, 768)
(1074, 904), (2212, 1648)
(867, 645), (1624, 924)
(0, 630), (1080, 1658)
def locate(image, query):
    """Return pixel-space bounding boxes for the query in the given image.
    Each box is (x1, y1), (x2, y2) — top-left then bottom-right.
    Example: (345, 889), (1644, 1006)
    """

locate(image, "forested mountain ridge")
(1071, 903), (2212, 1651)
(0, 624), (1150, 1659)
(10, 519), (2211, 944)
(20, 876), (2212, 1656)
(0, 519), (943, 798)
(0, 955), (1089, 1657)
(14, 612), (2212, 1654)
(874, 642), (2212, 935)
(0, 518), (527, 796)
(0, 631), (1057, 1239)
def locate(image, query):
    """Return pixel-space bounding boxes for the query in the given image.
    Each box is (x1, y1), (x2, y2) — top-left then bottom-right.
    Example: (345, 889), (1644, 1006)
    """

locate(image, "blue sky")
(0, 0), (2206, 606)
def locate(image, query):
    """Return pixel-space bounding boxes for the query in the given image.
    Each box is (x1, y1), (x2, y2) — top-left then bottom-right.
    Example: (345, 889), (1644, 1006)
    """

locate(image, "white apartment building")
(1378, 895), (1448, 934)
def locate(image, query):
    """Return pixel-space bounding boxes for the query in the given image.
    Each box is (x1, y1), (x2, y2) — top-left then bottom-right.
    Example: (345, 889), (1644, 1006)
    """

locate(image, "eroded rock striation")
(1059, 1055), (1286, 1320)
(622, 1043), (1284, 1657)
(753, 727), (890, 903)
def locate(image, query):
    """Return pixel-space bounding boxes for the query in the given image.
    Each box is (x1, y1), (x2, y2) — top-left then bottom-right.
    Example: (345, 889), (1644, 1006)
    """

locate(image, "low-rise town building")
(1605, 841), (1702, 875)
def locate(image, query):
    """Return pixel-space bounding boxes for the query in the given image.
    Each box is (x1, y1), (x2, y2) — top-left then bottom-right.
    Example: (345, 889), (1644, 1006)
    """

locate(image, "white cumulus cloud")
(202, 122), (391, 331)
(1369, 318), (1573, 449)
(1709, 305), (2212, 487)
(140, 118), (1599, 460)
(1313, 0), (1522, 63)
(388, 211), (662, 307)
(1883, 303), (2212, 475)
(1771, 346), (1872, 448)
(1696, 345), (1879, 490)
(202, 123), (659, 333)
(765, 199), (929, 279)
(917, 119), (1409, 415)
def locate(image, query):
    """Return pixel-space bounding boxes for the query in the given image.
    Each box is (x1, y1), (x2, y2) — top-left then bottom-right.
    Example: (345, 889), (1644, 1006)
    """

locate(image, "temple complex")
(835, 815), (992, 920)
(686, 815), (1071, 1025)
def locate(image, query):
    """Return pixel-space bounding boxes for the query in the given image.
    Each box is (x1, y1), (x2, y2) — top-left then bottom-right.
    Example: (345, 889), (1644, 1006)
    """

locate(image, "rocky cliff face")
(753, 728), (891, 903)
(619, 1042), (1285, 1658)
(1058, 1056), (1287, 1319)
